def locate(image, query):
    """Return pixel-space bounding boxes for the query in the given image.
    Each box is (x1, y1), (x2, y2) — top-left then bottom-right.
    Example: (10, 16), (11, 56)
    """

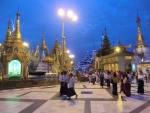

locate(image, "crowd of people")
(59, 71), (78, 100)
(58, 69), (150, 100)
(86, 69), (150, 96)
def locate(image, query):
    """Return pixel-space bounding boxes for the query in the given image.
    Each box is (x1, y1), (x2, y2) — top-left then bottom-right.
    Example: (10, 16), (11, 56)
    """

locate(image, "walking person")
(67, 73), (78, 100)
(91, 72), (96, 85)
(59, 71), (68, 96)
(123, 73), (131, 97)
(120, 73), (124, 93)
(99, 71), (104, 88)
(88, 72), (92, 83)
(127, 72), (132, 83)
(111, 72), (118, 95)
(95, 71), (100, 83)
(137, 70), (145, 95)
(105, 71), (111, 88)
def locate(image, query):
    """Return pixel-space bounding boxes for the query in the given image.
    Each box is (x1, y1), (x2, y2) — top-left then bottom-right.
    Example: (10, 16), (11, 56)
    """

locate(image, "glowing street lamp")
(70, 61), (74, 64)
(72, 14), (78, 22)
(71, 54), (75, 59)
(58, 8), (65, 17)
(69, 54), (75, 59)
(66, 49), (70, 54)
(23, 42), (29, 48)
(58, 8), (78, 21)
(115, 46), (121, 53)
(58, 8), (77, 69)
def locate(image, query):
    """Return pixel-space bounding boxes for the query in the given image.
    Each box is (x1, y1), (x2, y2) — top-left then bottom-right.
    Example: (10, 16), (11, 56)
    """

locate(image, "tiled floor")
(0, 82), (149, 113)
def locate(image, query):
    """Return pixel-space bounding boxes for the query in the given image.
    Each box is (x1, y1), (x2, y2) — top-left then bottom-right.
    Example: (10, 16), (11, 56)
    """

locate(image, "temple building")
(95, 44), (133, 72)
(95, 29), (133, 72)
(0, 12), (30, 80)
(132, 15), (150, 72)
(30, 34), (73, 73)
(0, 12), (74, 80)
(29, 32), (74, 73)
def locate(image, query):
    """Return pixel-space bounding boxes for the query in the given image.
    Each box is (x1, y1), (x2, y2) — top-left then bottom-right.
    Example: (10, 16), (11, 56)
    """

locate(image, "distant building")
(95, 28), (133, 72)
(95, 44), (133, 72)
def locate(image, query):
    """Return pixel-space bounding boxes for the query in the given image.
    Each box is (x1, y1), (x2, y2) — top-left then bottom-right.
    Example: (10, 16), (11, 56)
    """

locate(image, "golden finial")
(41, 32), (47, 50)
(13, 10), (21, 40)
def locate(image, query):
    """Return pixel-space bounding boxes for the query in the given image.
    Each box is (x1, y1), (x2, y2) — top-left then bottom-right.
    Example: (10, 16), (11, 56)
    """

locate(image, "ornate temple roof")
(54, 40), (60, 49)
(136, 15), (146, 48)
(13, 11), (22, 41)
(43, 56), (54, 63)
(5, 18), (11, 43)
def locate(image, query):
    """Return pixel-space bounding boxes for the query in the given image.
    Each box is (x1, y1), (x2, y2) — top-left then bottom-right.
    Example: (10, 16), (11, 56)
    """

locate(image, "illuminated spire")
(5, 18), (11, 42)
(40, 33), (47, 50)
(103, 27), (109, 41)
(34, 45), (40, 57)
(136, 15), (145, 48)
(13, 11), (21, 41)
(54, 40), (60, 49)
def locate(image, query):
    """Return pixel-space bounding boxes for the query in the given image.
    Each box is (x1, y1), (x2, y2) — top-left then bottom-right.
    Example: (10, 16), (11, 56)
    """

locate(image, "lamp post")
(58, 8), (78, 53)
(58, 8), (78, 70)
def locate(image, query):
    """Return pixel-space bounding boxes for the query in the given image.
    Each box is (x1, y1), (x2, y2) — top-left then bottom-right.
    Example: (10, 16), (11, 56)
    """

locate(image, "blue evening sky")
(0, 0), (150, 61)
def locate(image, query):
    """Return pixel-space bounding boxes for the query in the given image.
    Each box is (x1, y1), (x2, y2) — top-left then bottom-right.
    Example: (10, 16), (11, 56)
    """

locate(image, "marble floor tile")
(0, 101), (33, 113)
(33, 100), (85, 113)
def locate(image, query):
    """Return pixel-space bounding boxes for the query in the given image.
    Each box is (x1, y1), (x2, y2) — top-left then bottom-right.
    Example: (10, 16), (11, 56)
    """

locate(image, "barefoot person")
(123, 73), (131, 97)
(67, 73), (78, 100)
(59, 71), (68, 96)
(137, 70), (145, 95)
(111, 72), (118, 95)
(99, 71), (104, 88)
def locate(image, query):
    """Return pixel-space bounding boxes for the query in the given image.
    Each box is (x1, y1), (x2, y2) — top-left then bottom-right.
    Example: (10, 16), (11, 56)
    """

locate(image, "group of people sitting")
(59, 71), (78, 100)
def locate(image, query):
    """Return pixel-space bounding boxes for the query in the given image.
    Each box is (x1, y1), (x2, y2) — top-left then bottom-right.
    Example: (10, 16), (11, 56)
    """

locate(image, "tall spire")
(136, 15), (145, 48)
(104, 26), (107, 36)
(5, 18), (11, 42)
(13, 10), (21, 41)
(40, 33), (47, 60)
(103, 27), (109, 40)
(40, 32), (47, 50)
(34, 45), (40, 57)
(54, 40), (60, 49)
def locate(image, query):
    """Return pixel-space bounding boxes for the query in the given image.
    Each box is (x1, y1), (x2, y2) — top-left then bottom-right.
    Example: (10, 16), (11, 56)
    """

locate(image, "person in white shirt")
(67, 73), (78, 100)
(59, 71), (68, 96)
(91, 72), (96, 85)
(105, 71), (111, 88)
(99, 71), (104, 88)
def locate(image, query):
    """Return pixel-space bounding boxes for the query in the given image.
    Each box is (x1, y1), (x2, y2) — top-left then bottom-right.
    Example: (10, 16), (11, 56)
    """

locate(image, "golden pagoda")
(136, 15), (146, 49)
(132, 15), (150, 72)
(0, 11), (30, 80)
